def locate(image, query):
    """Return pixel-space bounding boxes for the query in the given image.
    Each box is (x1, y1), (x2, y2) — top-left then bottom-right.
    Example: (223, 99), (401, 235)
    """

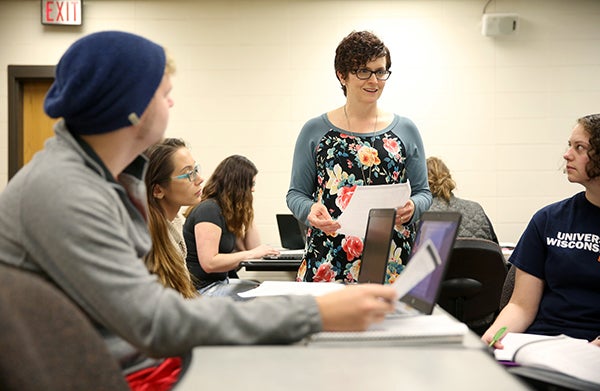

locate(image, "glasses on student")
(352, 68), (392, 81)
(173, 164), (201, 182)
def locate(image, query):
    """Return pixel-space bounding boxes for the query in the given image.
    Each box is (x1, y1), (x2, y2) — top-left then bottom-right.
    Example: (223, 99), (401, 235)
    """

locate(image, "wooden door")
(7, 65), (55, 179)
(23, 80), (55, 164)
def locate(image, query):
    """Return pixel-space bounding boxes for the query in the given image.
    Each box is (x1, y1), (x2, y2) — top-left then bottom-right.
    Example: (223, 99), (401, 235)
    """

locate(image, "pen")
(489, 326), (507, 347)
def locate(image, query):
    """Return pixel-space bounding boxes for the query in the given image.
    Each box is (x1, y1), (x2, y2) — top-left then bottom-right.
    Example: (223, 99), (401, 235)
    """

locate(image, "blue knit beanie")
(44, 31), (166, 135)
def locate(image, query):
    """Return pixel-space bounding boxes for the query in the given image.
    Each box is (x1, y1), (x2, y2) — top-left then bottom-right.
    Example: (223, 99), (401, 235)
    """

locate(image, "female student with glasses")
(144, 138), (203, 298)
(287, 30), (432, 283)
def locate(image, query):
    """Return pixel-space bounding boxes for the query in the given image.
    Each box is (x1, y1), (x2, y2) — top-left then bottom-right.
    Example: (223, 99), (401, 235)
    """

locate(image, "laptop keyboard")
(262, 250), (304, 260)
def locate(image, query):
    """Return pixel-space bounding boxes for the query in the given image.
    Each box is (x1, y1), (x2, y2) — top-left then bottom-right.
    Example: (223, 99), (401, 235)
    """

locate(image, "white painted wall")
(1, 0), (599, 247)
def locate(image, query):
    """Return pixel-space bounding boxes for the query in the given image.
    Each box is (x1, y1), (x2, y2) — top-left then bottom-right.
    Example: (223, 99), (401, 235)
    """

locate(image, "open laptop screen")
(276, 214), (306, 250)
(399, 211), (461, 314)
(357, 208), (396, 284)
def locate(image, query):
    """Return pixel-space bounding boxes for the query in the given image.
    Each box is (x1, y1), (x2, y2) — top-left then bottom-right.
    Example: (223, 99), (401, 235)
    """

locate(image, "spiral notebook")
(304, 313), (468, 346)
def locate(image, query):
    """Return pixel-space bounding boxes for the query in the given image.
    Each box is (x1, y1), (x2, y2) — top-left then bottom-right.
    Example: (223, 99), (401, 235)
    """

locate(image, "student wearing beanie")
(0, 31), (396, 387)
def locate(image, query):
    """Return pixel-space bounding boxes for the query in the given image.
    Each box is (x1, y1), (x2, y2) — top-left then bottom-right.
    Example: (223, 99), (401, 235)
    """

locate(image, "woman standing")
(145, 138), (203, 298)
(184, 155), (279, 292)
(287, 31), (431, 283)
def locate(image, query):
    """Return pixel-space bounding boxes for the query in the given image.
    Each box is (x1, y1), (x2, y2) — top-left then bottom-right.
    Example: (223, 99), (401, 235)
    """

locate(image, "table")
(175, 312), (531, 391)
(175, 344), (530, 390)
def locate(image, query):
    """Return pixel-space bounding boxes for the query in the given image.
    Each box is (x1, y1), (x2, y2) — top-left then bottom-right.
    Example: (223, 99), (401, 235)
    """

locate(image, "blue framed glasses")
(173, 164), (201, 182)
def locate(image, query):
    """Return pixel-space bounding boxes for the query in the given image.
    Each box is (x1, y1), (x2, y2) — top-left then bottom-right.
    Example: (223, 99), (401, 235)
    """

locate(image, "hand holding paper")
(336, 181), (411, 237)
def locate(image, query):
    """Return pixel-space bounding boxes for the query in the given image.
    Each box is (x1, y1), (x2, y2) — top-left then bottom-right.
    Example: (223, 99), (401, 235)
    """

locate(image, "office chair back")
(437, 238), (508, 335)
(0, 263), (129, 391)
(499, 265), (516, 310)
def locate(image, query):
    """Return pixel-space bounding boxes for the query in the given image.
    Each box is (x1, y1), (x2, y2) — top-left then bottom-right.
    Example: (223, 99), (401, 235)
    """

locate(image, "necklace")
(343, 105), (378, 185)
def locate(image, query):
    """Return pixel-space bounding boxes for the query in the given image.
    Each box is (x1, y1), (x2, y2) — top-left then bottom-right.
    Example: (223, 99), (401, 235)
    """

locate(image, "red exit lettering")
(42, 0), (82, 26)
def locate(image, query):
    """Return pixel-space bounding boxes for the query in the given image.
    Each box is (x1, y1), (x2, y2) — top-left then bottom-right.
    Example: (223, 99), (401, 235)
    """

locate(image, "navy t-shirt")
(510, 192), (600, 340)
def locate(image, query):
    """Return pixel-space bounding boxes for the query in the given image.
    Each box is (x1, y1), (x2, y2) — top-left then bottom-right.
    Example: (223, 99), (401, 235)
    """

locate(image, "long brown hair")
(145, 138), (198, 298)
(188, 155), (257, 237)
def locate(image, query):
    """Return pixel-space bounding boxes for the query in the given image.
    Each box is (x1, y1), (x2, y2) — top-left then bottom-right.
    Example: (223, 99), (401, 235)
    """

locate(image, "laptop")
(276, 214), (307, 250)
(262, 214), (307, 260)
(357, 210), (462, 316)
(357, 208), (397, 284)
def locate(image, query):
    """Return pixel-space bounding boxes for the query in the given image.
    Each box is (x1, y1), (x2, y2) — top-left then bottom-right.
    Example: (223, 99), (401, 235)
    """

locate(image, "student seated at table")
(483, 114), (600, 348)
(183, 155), (280, 294)
(426, 156), (498, 243)
(145, 138), (202, 298)
(0, 31), (398, 389)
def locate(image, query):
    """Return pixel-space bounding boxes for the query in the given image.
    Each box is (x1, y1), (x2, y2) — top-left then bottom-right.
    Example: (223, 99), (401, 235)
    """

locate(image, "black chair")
(437, 238), (508, 336)
(499, 264), (516, 310)
(0, 263), (129, 391)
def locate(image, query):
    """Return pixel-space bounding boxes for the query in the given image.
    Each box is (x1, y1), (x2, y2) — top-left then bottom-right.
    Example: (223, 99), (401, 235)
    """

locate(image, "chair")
(0, 263), (129, 391)
(499, 265), (516, 310)
(437, 238), (508, 336)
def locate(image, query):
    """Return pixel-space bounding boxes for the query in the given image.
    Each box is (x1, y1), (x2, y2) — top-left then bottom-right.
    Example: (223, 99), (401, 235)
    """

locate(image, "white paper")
(237, 280), (345, 298)
(495, 333), (599, 385)
(493, 332), (556, 361)
(336, 181), (411, 237)
(391, 238), (440, 299)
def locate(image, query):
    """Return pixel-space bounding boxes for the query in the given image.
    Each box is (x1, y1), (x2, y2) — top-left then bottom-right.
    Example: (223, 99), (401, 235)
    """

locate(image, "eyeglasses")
(351, 68), (392, 81)
(173, 164), (201, 182)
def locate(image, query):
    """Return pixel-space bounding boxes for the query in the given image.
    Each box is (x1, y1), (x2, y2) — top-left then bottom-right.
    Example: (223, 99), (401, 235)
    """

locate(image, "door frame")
(7, 65), (55, 179)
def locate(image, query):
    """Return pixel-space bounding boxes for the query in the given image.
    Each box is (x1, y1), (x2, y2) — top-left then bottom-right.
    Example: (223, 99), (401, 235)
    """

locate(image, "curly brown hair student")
(483, 114), (600, 348)
(183, 155), (280, 293)
(145, 138), (202, 298)
(0, 31), (397, 389)
(426, 156), (498, 243)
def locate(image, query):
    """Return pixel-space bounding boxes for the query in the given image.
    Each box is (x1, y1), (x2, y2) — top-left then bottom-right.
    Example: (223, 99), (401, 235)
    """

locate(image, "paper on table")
(336, 181), (411, 237)
(237, 280), (345, 298)
(496, 333), (599, 385)
(391, 238), (440, 299)
(514, 335), (600, 385)
(494, 332), (556, 361)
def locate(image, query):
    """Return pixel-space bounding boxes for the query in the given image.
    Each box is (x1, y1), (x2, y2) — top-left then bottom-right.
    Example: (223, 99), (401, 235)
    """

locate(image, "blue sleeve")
(396, 116), (432, 223)
(286, 115), (329, 224)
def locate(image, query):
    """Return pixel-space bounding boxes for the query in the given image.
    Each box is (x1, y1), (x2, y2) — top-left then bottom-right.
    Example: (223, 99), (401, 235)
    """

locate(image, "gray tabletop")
(175, 343), (531, 390)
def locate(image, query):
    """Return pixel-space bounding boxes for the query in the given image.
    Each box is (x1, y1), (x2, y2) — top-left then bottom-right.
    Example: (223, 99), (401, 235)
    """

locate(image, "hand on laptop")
(248, 244), (280, 260)
(308, 202), (341, 235)
(315, 284), (397, 331)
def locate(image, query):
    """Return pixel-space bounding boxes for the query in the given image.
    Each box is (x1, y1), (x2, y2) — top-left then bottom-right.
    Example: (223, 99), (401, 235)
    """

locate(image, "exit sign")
(41, 0), (82, 26)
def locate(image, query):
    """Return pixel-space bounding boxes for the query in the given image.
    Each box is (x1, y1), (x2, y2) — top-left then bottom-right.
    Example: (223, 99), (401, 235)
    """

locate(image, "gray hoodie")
(0, 121), (321, 370)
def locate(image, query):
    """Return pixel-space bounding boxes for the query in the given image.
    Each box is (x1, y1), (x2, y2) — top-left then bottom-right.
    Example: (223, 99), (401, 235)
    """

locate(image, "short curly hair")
(578, 114), (600, 179)
(334, 31), (391, 96)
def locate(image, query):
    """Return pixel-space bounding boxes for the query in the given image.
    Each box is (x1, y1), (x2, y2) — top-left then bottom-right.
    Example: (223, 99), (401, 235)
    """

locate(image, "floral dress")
(296, 129), (417, 283)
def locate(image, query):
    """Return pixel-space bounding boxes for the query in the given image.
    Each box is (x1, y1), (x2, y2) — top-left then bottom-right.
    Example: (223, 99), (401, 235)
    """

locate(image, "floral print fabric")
(297, 129), (416, 283)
